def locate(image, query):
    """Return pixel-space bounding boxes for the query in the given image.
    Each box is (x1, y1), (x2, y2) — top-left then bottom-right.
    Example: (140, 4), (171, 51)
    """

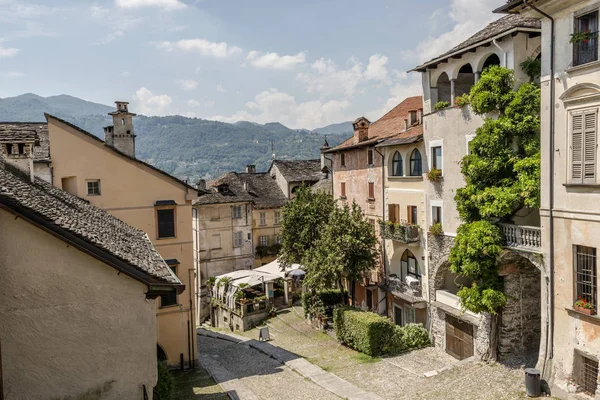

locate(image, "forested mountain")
(0, 94), (351, 181)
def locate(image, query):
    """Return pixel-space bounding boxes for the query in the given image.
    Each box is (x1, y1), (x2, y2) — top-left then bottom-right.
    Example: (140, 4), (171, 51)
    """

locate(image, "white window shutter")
(584, 111), (597, 183)
(572, 113), (584, 182)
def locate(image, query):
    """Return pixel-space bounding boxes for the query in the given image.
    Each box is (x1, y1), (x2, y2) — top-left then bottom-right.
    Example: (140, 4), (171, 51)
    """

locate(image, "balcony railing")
(498, 224), (541, 253)
(386, 275), (424, 301)
(379, 222), (420, 244)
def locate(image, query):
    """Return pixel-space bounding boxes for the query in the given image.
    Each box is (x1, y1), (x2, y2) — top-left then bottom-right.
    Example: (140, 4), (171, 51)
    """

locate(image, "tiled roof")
(193, 172), (255, 206)
(375, 133), (423, 148)
(311, 177), (333, 195)
(326, 96), (423, 152)
(493, 0), (541, 14)
(239, 172), (287, 209)
(44, 114), (198, 193)
(410, 15), (541, 72)
(0, 163), (181, 287)
(270, 159), (322, 183)
(0, 123), (50, 162)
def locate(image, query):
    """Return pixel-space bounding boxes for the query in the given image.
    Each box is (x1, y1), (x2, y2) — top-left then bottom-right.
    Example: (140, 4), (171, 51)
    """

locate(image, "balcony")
(379, 221), (420, 244)
(498, 224), (541, 253)
(385, 275), (425, 303)
(435, 290), (481, 323)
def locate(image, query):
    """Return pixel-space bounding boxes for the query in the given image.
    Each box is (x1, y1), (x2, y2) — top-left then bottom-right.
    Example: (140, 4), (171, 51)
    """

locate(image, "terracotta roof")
(0, 163), (181, 288)
(326, 96), (423, 152)
(0, 123), (50, 162)
(270, 159), (322, 182)
(409, 15), (541, 72)
(44, 114), (198, 193)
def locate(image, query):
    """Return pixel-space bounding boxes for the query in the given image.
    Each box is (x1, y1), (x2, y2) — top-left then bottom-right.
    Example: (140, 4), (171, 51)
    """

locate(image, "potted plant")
(574, 297), (596, 315)
(429, 222), (443, 236)
(455, 94), (470, 107)
(427, 168), (443, 182)
(269, 306), (277, 317)
(434, 101), (450, 111)
(570, 30), (596, 44)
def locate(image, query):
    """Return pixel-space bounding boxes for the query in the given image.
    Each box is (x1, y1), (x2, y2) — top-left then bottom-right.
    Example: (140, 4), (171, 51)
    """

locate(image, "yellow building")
(43, 103), (198, 368)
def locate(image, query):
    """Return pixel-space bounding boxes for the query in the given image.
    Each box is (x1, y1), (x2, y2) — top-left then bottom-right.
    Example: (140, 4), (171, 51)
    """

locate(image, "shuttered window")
(233, 231), (243, 248)
(341, 182), (346, 197)
(388, 204), (400, 223)
(407, 206), (417, 225)
(368, 182), (375, 199)
(572, 110), (597, 183)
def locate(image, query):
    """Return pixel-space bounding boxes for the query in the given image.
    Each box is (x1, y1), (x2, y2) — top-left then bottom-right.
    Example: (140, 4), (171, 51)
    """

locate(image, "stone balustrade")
(498, 223), (542, 253)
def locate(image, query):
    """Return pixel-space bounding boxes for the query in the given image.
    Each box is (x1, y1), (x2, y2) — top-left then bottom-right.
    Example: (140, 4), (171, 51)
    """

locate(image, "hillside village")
(1, 1), (600, 400)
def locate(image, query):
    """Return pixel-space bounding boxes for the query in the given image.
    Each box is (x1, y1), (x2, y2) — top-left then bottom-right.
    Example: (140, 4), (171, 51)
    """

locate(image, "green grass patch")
(353, 353), (381, 364)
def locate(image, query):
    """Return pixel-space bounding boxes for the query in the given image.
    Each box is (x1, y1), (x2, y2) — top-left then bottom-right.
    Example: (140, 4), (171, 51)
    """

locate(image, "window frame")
(86, 179), (101, 196)
(232, 205), (242, 219)
(368, 182), (375, 200)
(156, 206), (177, 239)
(574, 245), (598, 313)
(432, 205), (442, 225)
(409, 148), (422, 177)
(391, 151), (403, 177)
(340, 182), (346, 198)
(407, 205), (418, 225)
(569, 108), (598, 184)
(340, 153), (346, 167)
(259, 235), (269, 246)
(573, 9), (599, 67)
(233, 231), (243, 248)
(367, 148), (374, 166)
(259, 211), (267, 226)
(274, 211), (281, 225)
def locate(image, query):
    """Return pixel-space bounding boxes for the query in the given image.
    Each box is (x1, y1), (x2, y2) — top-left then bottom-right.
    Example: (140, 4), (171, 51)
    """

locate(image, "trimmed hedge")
(302, 289), (346, 317)
(333, 307), (430, 356)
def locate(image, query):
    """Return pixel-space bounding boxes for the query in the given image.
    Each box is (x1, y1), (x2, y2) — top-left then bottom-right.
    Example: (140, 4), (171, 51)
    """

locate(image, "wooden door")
(445, 315), (474, 360)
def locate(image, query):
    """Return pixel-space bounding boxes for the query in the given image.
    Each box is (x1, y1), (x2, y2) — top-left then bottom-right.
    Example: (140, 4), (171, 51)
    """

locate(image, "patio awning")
(254, 259), (303, 279)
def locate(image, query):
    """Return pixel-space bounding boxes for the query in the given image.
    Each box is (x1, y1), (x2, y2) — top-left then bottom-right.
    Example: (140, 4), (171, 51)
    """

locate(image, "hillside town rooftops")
(0, 123), (50, 162)
(238, 172), (288, 209)
(270, 159), (322, 183)
(409, 15), (541, 72)
(0, 162), (182, 290)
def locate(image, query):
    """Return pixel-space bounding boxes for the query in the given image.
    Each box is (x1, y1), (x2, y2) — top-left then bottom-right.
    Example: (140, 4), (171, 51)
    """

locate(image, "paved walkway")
(198, 328), (384, 400)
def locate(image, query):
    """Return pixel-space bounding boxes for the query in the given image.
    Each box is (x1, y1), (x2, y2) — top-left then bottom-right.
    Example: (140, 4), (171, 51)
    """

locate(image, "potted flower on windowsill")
(427, 168), (443, 182)
(429, 222), (443, 236)
(570, 30), (596, 44)
(574, 297), (596, 315)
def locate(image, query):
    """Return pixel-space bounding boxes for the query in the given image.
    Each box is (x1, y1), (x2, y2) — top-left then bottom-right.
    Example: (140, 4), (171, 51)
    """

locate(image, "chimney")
(196, 179), (206, 191)
(246, 165), (256, 174)
(1, 133), (37, 182)
(352, 117), (370, 144)
(107, 101), (137, 158)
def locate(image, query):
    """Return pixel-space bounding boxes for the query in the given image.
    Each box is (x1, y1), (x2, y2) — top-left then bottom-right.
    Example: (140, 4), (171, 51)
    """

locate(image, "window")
(5, 143), (13, 155)
(160, 266), (178, 307)
(407, 205), (417, 225)
(575, 353), (599, 396)
(341, 182), (346, 198)
(409, 110), (418, 125)
(466, 134), (476, 155)
(157, 208), (176, 238)
(367, 149), (374, 165)
(17, 143), (25, 154)
(259, 212), (266, 226)
(575, 245), (597, 312)
(388, 204), (400, 223)
(232, 205), (242, 219)
(275, 234), (281, 244)
(393, 305), (403, 326)
(392, 151), (403, 176)
(432, 146), (442, 173)
(259, 235), (269, 246)
(366, 289), (373, 310)
(233, 231), (243, 247)
(368, 182), (375, 200)
(274, 211), (281, 224)
(340, 153), (346, 167)
(574, 11), (599, 67)
(571, 110), (597, 183)
(432, 206), (442, 224)
(401, 249), (421, 281)
(86, 180), (101, 196)
(409, 149), (422, 176)
(121, 118), (125, 126)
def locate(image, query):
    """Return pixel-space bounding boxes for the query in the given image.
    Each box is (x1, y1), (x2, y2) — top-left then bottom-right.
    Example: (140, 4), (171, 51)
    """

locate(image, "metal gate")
(445, 315), (474, 360)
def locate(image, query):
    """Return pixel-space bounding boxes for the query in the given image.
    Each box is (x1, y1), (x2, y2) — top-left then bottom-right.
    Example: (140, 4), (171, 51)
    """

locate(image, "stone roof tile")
(270, 159), (322, 182)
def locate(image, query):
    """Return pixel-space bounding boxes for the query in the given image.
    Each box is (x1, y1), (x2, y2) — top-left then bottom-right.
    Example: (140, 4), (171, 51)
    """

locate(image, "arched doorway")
(455, 64), (475, 98)
(482, 54), (501, 71)
(437, 72), (451, 104)
(157, 344), (168, 362)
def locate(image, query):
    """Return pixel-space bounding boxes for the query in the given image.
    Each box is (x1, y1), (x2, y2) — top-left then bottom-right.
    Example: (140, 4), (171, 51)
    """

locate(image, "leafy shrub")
(520, 56), (541, 82)
(455, 94), (470, 107)
(302, 289), (346, 318)
(154, 362), (174, 400)
(434, 101), (450, 111)
(429, 222), (443, 236)
(401, 323), (431, 348)
(205, 277), (216, 287)
(318, 289), (346, 307)
(426, 168), (442, 182)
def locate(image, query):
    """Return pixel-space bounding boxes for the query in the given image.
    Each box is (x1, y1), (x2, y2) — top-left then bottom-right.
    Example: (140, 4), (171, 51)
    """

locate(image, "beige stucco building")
(42, 103), (198, 369)
(499, 1), (600, 397)
(0, 138), (181, 399)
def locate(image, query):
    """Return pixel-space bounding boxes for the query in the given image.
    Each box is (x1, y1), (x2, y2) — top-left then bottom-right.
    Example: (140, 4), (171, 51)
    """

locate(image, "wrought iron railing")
(498, 223), (541, 252)
(379, 222), (420, 243)
(386, 275), (424, 300)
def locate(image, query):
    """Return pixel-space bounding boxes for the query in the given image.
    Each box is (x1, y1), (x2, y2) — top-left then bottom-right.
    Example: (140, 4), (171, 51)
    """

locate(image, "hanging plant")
(570, 30), (596, 44)
(429, 222), (443, 236)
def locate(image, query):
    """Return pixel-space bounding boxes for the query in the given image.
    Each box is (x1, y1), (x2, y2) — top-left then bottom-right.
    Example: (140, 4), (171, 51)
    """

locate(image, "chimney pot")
(246, 165), (256, 174)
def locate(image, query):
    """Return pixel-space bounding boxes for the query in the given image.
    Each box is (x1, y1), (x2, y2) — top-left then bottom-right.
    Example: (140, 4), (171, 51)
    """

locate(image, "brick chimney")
(246, 165), (256, 173)
(352, 117), (370, 144)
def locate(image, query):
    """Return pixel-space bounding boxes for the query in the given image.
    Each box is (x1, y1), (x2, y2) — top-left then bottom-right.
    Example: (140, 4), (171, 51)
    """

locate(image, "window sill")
(566, 307), (600, 324)
(563, 183), (600, 189)
(340, 196), (347, 200)
(367, 198), (376, 203)
(87, 194), (101, 196)
(389, 176), (424, 182)
(159, 304), (180, 310)
(157, 236), (177, 240)
(566, 59), (600, 74)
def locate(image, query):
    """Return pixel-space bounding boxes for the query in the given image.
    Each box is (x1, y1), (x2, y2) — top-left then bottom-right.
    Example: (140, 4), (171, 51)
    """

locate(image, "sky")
(0, 0), (504, 129)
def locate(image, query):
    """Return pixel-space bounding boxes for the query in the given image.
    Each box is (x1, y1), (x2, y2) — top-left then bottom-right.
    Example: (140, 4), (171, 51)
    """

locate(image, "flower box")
(574, 305), (596, 315)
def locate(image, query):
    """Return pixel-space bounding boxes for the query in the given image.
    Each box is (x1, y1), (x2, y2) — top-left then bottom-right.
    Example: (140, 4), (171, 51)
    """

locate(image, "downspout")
(188, 268), (196, 368)
(523, 0), (555, 378)
(374, 147), (387, 315)
(492, 39), (508, 67)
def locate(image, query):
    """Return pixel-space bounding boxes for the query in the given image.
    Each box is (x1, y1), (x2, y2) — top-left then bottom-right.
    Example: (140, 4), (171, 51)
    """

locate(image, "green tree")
(303, 201), (379, 302)
(278, 186), (335, 269)
(450, 66), (541, 316)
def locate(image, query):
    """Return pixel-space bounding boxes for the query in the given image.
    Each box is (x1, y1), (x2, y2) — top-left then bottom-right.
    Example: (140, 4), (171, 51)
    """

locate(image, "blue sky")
(0, 0), (503, 129)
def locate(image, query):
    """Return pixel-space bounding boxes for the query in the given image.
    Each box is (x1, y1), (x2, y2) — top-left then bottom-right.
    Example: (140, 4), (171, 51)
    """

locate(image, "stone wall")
(427, 233), (455, 301)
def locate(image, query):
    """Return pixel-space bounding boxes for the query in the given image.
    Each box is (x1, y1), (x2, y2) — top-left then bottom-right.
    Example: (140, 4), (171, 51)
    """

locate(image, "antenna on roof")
(271, 140), (275, 160)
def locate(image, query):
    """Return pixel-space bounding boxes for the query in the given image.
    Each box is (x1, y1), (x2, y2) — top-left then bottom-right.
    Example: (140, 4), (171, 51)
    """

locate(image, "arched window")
(409, 149), (422, 176)
(401, 249), (421, 280)
(392, 151), (403, 176)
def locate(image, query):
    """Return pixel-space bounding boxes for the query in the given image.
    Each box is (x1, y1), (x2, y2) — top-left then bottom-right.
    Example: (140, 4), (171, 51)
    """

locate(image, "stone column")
(450, 79), (456, 106)
(283, 279), (290, 306)
(475, 71), (481, 83)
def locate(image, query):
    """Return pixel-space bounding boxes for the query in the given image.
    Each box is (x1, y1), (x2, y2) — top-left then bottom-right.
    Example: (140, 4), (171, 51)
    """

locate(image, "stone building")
(410, 15), (544, 363)
(0, 123), (51, 183)
(42, 104), (199, 369)
(325, 96), (423, 311)
(269, 159), (323, 199)
(0, 140), (182, 398)
(498, 1), (600, 398)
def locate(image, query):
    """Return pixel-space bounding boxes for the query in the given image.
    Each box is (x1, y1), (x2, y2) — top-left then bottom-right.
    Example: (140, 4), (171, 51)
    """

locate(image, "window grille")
(577, 354), (599, 396)
(575, 245), (597, 312)
(87, 180), (101, 196)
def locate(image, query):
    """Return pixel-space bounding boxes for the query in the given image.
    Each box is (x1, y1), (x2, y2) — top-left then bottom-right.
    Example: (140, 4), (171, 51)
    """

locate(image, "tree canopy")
(450, 66), (541, 315)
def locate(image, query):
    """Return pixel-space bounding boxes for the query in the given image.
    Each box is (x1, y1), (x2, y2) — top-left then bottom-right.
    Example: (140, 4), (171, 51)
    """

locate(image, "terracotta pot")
(575, 305), (596, 315)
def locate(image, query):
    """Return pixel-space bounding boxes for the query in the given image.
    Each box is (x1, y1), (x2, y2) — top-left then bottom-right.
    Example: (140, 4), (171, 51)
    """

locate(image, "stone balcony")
(498, 224), (541, 253)
(379, 221), (420, 244)
(384, 275), (425, 303)
(434, 290), (482, 324)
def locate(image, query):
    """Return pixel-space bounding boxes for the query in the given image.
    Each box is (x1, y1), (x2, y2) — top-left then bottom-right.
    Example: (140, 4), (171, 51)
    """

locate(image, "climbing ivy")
(450, 66), (540, 315)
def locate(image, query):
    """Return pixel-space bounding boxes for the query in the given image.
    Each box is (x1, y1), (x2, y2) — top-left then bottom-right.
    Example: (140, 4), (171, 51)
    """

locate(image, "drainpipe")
(523, 0), (555, 378)
(374, 146), (387, 315)
(492, 39), (508, 67)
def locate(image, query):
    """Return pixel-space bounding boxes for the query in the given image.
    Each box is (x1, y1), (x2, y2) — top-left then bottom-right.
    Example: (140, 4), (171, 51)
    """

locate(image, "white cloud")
(245, 51), (306, 70)
(364, 54), (389, 82)
(2, 70), (24, 78)
(187, 99), (215, 108)
(176, 79), (199, 91)
(367, 73), (423, 121)
(115, 0), (186, 11)
(211, 88), (350, 129)
(0, 42), (19, 58)
(132, 87), (173, 116)
(401, 0), (499, 64)
(216, 84), (226, 93)
(157, 39), (242, 58)
(97, 30), (124, 45)
(187, 99), (201, 107)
